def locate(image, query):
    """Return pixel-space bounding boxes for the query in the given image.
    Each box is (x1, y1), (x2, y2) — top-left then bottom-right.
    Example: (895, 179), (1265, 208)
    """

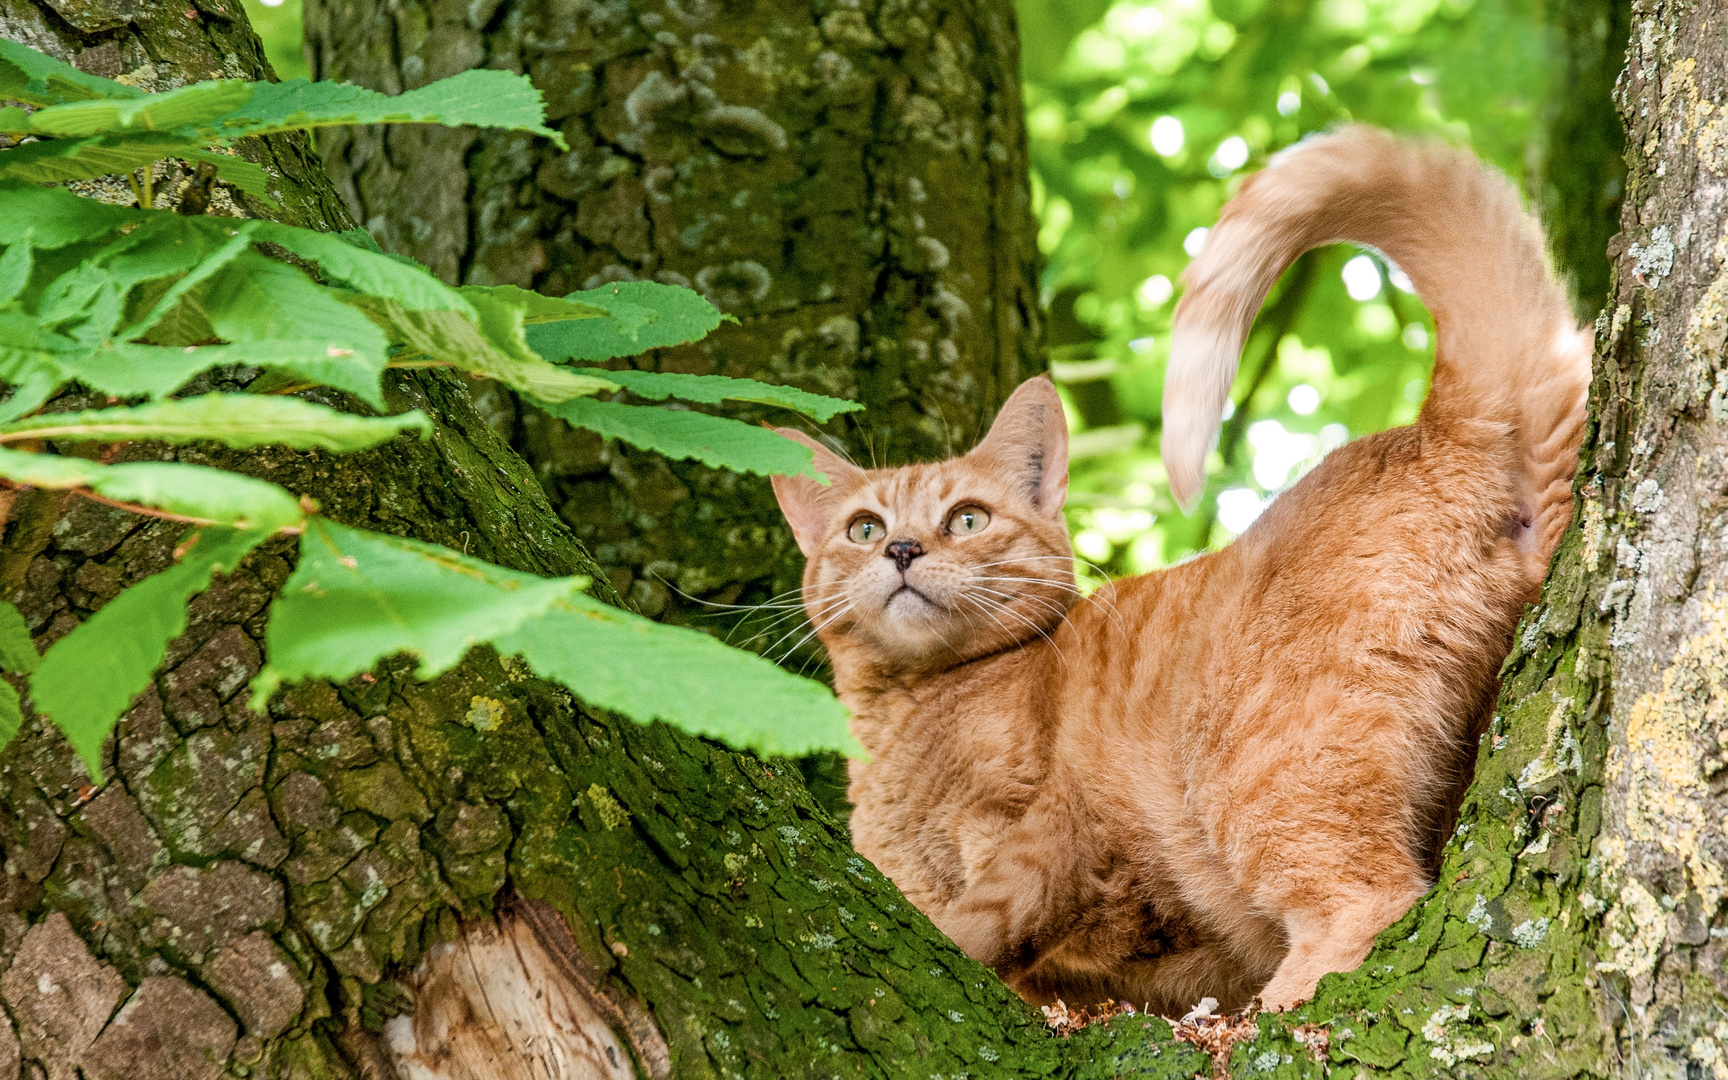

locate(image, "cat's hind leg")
(1255, 876), (1427, 1010)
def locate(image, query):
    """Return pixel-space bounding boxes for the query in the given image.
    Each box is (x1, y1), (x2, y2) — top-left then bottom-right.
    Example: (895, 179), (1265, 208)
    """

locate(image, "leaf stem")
(0, 480), (302, 535)
(73, 488), (303, 533)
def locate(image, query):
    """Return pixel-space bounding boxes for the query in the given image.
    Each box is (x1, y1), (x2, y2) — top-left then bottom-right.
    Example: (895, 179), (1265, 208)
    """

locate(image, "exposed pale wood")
(386, 901), (667, 1080)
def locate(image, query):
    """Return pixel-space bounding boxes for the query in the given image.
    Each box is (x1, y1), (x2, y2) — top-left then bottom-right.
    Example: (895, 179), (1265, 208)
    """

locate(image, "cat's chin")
(853, 597), (964, 664)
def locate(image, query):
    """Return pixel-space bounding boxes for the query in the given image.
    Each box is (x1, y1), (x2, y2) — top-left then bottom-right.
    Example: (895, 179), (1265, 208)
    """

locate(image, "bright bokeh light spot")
(1248, 419), (1320, 489)
(1220, 397), (1235, 421)
(1213, 136), (1249, 172)
(1320, 422), (1349, 449)
(1402, 323), (1430, 350)
(1150, 115), (1186, 156)
(1129, 336), (1156, 354)
(1129, 532), (1165, 572)
(1113, 176), (1133, 198)
(1137, 273), (1174, 308)
(1094, 507), (1154, 541)
(1216, 488), (1265, 534)
(1356, 302), (1398, 340)
(1183, 226), (1209, 256)
(1074, 529), (1113, 562)
(1287, 383), (1320, 415)
(1342, 254), (1382, 300)
(1277, 90), (1300, 116)
(1125, 5), (1165, 36)
(1388, 265), (1415, 292)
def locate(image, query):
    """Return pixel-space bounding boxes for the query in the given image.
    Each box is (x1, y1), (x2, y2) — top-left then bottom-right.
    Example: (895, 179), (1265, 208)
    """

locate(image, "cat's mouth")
(886, 584), (938, 611)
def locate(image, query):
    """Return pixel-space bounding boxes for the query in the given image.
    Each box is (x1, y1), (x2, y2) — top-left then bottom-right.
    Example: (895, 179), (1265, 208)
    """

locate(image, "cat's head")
(770, 376), (1076, 669)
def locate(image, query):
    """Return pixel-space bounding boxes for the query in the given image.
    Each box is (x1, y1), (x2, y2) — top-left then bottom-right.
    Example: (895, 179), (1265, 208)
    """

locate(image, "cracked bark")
(302, 0), (1045, 645)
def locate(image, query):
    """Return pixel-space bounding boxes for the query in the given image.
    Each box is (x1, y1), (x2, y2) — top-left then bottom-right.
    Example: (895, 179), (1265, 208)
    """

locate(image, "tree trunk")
(300, 0), (1045, 641)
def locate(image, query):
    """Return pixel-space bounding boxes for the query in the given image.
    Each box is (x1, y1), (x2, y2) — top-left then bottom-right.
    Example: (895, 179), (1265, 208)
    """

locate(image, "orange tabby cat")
(770, 127), (1590, 1013)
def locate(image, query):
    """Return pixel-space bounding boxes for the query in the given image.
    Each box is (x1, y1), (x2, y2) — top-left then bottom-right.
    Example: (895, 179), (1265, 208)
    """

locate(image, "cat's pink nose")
(885, 539), (925, 572)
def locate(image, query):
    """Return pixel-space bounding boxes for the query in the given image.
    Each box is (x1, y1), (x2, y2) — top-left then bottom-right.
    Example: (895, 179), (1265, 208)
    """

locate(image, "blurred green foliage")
(243, 0), (308, 81)
(1017, 0), (1600, 576)
(240, 0), (1619, 579)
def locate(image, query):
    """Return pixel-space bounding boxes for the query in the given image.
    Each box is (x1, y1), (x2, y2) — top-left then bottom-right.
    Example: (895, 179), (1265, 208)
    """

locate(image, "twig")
(175, 160), (220, 216)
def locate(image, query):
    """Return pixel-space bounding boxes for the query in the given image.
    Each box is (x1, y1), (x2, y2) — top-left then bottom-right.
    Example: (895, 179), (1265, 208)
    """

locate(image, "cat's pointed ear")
(770, 428), (865, 557)
(970, 376), (1069, 515)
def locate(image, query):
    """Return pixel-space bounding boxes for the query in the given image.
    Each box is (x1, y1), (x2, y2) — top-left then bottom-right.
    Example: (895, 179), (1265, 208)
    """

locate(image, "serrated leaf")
(0, 680), (21, 756)
(0, 602), (40, 675)
(576, 368), (862, 422)
(0, 367), (59, 425)
(210, 70), (564, 146)
(370, 299), (617, 402)
(253, 520), (856, 757)
(32, 526), (265, 778)
(525, 280), (728, 363)
(457, 285), (609, 323)
(36, 215), (213, 341)
(176, 149), (273, 201)
(26, 80), (254, 136)
(0, 237), (30, 305)
(534, 397), (824, 478)
(0, 40), (141, 107)
(0, 395), (430, 451)
(253, 518), (588, 703)
(248, 221), (473, 316)
(0, 449), (305, 531)
(0, 135), (187, 184)
(193, 249), (391, 406)
(0, 184), (142, 249)
(120, 223), (256, 339)
(494, 596), (857, 757)
(0, 136), (272, 200)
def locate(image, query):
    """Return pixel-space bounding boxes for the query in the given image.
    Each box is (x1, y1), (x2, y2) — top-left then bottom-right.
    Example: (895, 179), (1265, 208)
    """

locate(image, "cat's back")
(1062, 420), (1526, 795)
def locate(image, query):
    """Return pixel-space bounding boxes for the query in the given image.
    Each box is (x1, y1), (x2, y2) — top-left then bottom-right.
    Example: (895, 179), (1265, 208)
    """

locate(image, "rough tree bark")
(302, 0), (1046, 641)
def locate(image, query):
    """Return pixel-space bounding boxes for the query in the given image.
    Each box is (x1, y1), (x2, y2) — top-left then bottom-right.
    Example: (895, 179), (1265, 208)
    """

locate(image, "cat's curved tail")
(1164, 126), (1591, 570)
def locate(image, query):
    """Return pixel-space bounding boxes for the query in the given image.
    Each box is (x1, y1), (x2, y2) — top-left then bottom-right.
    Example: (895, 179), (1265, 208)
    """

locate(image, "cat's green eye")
(847, 516), (885, 544)
(947, 506), (990, 536)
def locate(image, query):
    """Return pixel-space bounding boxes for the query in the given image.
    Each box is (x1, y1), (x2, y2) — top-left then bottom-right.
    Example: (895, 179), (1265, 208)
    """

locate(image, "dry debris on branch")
(1167, 998), (1260, 1075)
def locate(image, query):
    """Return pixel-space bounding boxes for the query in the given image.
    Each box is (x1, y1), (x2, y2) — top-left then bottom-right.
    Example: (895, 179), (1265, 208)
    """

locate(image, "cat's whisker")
(719, 586), (848, 642)
(970, 575), (1131, 637)
(734, 591), (852, 652)
(774, 600), (857, 665)
(759, 593), (856, 660)
(967, 583), (1075, 627)
(963, 591), (1067, 666)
